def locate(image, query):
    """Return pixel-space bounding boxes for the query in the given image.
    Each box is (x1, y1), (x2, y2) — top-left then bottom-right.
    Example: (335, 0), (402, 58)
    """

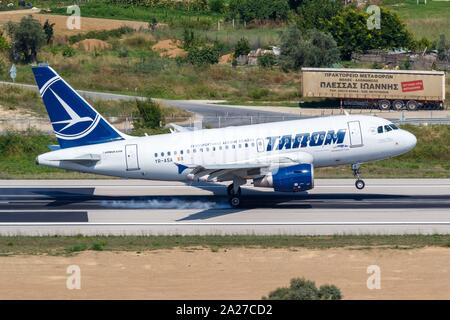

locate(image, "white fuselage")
(37, 115), (417, 182)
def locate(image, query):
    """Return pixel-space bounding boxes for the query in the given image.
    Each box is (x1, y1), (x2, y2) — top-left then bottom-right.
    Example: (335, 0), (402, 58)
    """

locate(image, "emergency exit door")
(347, 121), (363, 147)
(125, 144), (140, 171)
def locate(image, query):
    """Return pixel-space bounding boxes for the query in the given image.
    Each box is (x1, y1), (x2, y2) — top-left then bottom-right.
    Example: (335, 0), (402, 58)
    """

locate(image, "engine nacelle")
(253, 164), (314, 192)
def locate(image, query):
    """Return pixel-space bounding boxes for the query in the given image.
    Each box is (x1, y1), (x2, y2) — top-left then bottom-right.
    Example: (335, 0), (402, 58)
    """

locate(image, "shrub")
(258, 53), (276, 68)
(0, 33), (9, 50)
(280, 27), (340, 71)
(134, 99), (164, 130)
(68, 26), (134, 44)
(187, 44), (220, 66)
(264, 277), (342, 300)
(234, 37), (251, 57)
(62, 45), (76, 57)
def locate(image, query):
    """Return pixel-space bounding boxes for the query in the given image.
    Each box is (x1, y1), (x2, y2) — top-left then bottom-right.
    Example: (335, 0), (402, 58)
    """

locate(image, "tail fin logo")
(45, 86), (100, 140)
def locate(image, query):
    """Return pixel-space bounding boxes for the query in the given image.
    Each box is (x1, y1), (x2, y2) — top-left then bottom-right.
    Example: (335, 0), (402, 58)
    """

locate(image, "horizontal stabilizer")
(49, 153), (101, 162)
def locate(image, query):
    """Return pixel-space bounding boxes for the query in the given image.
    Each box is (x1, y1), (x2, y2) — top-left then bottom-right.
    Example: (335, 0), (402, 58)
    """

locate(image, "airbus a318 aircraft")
(33, 65), (417, 207)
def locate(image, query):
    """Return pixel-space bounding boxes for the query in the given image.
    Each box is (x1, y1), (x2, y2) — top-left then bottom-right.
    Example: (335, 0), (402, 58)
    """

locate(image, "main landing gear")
(352, 163), (365, 190)
(227, 183), (242, 207)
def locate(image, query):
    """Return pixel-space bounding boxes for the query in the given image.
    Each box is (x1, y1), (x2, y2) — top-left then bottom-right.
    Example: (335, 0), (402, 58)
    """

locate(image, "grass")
(40, 1), (223, 29)
(0, 234), (450, 255)
(383, 0), (450, 40)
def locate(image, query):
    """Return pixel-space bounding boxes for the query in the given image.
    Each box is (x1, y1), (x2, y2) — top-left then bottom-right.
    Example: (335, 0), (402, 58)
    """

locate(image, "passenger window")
(206, 148), (209, 152)
(186, 149), (190, 154)
(219, 146), (222, 150)
(154, 153), (158, 157)
(193, 149), (196, 153)
(232, 145), (236, 149)
(161, 152), (164, 157)
(180, 150), (183, 155)
(167, 151), (171, 156)
(174, 151), (177, 155)
(245, 143), (248, 148)
(384, 125), (392, 132)
(377, 126), (383, 134)
(212, 147), (216, 151)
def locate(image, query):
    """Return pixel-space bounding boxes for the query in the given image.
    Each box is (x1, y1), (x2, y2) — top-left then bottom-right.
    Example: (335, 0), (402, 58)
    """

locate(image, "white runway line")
(2, 221), (450, 226)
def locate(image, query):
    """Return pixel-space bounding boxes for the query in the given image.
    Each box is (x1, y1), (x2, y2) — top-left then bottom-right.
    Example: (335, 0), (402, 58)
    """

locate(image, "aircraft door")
(256, 138), (264, 152)
(125, 144), (140, 171)
(347, 121), (363, 147)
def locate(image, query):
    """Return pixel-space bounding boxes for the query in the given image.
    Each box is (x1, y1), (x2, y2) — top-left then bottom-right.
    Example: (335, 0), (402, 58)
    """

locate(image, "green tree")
(43, 19), (55, 45)
(325, 7), (413, 59)
(279, 27), (340, 71)
(134, 99), (164, 130)
(209, 0), (225, 13)
(264, 277), (342, 300)
(6, 16), (46, 63)
(228, 0), (290, 23)
(234, 37), (251, 57)
(297, 0), (343, 31)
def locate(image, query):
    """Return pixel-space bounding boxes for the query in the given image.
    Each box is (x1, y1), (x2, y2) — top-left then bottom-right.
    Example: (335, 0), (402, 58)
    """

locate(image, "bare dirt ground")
(1, 247), (449, 299)
(0, 9), (148, 36)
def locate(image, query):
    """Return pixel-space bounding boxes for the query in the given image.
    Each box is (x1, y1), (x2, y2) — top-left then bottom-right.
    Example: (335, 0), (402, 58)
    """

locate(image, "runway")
(0, 179), (449, 235)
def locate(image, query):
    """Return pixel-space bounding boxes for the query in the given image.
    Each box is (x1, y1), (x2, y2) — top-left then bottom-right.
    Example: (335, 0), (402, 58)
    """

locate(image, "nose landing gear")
(352, 163), (365, 190)
(227, 183), (242, 207)
(227, 177), (245, 208)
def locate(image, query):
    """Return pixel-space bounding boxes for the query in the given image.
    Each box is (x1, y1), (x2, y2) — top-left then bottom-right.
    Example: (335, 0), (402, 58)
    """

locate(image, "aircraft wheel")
(229, 196), (241, 208)
(355, 179), (365, 190)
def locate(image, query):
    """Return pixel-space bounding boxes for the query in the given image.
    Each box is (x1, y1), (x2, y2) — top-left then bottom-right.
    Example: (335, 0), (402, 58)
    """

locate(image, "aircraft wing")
(178, 162), (269, 182)
(177, 151), (314, 182)
(168, 123), (196, 133)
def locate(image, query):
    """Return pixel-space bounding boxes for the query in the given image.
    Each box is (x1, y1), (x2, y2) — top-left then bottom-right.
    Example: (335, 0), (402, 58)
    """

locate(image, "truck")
(301, 67), (446, 111)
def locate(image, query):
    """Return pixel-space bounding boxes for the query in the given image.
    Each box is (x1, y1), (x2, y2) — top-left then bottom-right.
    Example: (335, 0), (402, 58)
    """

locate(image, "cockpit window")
(389, 124), (399, 130)
(384, 125), (392, 132)
(377, 126), (383, 134)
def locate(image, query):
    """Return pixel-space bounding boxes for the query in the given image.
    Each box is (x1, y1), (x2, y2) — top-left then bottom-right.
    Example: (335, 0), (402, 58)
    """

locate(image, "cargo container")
(301, 68), (446, 110)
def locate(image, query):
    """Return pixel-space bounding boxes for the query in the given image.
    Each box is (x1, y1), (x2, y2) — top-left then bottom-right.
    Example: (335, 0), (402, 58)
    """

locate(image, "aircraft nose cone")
(402, 130), (417, 151)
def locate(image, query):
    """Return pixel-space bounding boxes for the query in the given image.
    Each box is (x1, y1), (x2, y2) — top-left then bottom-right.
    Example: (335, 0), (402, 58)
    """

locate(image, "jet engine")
(253, 163), (314, 192)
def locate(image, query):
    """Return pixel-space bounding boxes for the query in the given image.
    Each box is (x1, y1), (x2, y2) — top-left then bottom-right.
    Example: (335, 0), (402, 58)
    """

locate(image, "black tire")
(227, 184), (241, 196)
(229, 196), (241, 208)
(393, 100), (404, 111)
(406, 100), (418, 111)
(227, 184), (234, 196)
(378, 100), (391, 111)
(355, 179), (365, 190)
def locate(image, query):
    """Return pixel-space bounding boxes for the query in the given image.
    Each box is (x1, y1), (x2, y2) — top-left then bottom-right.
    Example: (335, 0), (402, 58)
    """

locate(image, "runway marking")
(2, 221), (450, 226)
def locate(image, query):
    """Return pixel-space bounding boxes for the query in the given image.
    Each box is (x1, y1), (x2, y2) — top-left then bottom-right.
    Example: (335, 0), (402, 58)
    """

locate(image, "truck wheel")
(406, 100), (418, 111)
(378, 100), (391, 111)
(393, 100), (404, 111)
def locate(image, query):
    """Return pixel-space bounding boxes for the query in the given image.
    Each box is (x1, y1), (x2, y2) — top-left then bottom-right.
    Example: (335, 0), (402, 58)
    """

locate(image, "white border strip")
(1, 221), (450, 226)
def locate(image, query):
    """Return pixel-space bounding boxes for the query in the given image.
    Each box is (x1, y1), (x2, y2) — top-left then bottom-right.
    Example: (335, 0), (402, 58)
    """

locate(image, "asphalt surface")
(0, 179), (449, 235)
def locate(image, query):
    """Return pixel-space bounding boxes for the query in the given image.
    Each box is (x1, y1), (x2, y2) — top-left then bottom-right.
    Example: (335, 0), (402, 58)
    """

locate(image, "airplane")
(33, 65), (417, 207)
